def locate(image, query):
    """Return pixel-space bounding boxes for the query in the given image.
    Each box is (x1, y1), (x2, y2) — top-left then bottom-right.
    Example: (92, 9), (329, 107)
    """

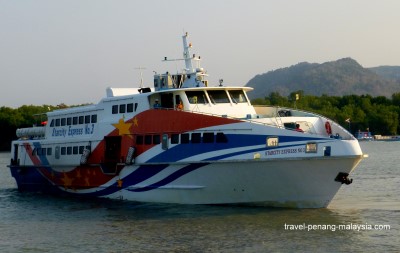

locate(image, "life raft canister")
(325, 121), (332, 135)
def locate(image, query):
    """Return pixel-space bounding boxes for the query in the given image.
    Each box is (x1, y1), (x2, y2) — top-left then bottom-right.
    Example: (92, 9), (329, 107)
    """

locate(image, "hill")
(245, 58), (400, 99)
(369, 66), (400, 82)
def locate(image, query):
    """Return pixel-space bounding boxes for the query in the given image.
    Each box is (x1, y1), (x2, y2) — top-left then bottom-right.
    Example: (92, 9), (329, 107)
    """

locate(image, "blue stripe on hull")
(128, 163), (209, 192)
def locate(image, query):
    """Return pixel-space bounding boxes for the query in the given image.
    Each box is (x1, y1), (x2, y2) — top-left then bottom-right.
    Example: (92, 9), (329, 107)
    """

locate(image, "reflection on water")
(0, 142), (399, 252)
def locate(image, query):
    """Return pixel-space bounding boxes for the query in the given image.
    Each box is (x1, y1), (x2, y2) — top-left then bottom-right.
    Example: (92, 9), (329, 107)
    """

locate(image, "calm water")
(0, 142), (399, 252)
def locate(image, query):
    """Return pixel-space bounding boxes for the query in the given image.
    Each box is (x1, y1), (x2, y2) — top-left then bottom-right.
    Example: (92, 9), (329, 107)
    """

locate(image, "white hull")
(104, 155), (363, 208)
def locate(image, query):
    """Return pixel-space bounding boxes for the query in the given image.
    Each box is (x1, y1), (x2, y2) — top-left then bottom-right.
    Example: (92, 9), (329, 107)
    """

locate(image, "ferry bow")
(9, 33), (365, 208)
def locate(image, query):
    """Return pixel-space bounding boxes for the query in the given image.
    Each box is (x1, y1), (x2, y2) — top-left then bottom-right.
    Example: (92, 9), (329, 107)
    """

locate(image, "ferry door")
(104, 136), (122, 163)
(160, 93), (174, 109)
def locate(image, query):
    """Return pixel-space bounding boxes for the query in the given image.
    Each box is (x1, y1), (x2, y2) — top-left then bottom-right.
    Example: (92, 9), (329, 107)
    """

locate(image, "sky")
(1, 0), (400, 107)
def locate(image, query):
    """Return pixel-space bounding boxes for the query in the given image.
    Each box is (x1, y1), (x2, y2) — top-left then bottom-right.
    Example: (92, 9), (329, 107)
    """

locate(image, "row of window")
(32, 147), (52, 156)
(31, 132), (228, 157)
(60, 145), (91, 156)
(135, 132), (228, 145)
(112, 103), (138, 114)
(32, 145), (91, 156)
(50, 114), (97, 127)
(185, 90), (248, 104)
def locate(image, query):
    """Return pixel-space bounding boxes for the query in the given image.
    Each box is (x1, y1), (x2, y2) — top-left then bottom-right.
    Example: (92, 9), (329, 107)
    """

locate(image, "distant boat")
(374, 135), (400, 142)
(356, 131), (373, 141)
(8, 33), (366, 208)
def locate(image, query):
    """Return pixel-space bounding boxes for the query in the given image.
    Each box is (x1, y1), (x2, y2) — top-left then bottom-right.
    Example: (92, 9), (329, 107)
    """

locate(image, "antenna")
(135, 67), (146, 88)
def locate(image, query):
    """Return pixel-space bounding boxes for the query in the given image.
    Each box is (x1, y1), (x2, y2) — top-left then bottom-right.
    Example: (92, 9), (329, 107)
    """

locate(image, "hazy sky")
(1, 0), (399, 107)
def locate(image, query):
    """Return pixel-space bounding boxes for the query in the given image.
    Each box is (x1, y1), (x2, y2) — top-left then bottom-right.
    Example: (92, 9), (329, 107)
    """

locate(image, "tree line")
(251, 91), (400, 136)
(0, 103), (71, 151)
(0, 93), (399, 151)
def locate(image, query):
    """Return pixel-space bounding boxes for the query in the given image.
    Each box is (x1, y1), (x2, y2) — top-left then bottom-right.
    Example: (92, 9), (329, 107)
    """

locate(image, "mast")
(155, 32), (208, 90)
(182, 32), (194, 72)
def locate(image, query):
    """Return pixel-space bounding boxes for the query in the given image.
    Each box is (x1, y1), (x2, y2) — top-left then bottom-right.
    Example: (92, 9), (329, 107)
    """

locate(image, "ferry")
(9, 33), (365, 208)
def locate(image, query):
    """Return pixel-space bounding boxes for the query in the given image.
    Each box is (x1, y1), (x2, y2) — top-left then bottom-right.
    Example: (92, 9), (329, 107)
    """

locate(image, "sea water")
(0, 141), (399, 252)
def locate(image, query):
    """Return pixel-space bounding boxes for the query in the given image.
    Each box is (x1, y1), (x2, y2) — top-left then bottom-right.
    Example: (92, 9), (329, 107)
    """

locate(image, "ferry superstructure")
(9, 33), (365, 208)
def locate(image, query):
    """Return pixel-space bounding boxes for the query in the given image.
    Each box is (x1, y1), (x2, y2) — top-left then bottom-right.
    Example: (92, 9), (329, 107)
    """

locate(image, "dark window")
(79, 146), (85, 154)
(50, 120), (54, 127)
(67, 117), (72, 125)
(145, 135), (152, 145)
(61, 118), (66, 126)
(153, 135), (160, 144)
(91, 114), (97, 123)
(61, 147), (66, 155)
(79, 116), (84, 124)
(207, 90), (230, 103)
(191, 133), (201, 143)
(134, 103), (138, 111)
(203, 132), (214, 143)
(216, 132), (228, 143)
(127, 103), (134, 113)
(112, 105), (118, 114)
(67, 147), (72, 155)
(136, 135), (143, 145)
(73, 146), (78, 155)
(47, 148), (52, 156)
(119, 104), (126, 113)
(181, 133), (190, 144)
(55, 118), (60, 126)
(171, 134), (179, 144)
(85, 115), (90, 124)
(73, 117), (78, 125)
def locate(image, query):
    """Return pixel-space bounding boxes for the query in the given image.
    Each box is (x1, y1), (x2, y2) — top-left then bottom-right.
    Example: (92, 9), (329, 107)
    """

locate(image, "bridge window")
(229, 90), (248, 103)
(186, 91), (208, 104)
(207, 90), (230, 103)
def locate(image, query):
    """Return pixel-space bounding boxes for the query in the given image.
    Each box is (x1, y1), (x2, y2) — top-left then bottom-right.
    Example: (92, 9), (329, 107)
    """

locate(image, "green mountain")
(245, 58), (400, 99)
